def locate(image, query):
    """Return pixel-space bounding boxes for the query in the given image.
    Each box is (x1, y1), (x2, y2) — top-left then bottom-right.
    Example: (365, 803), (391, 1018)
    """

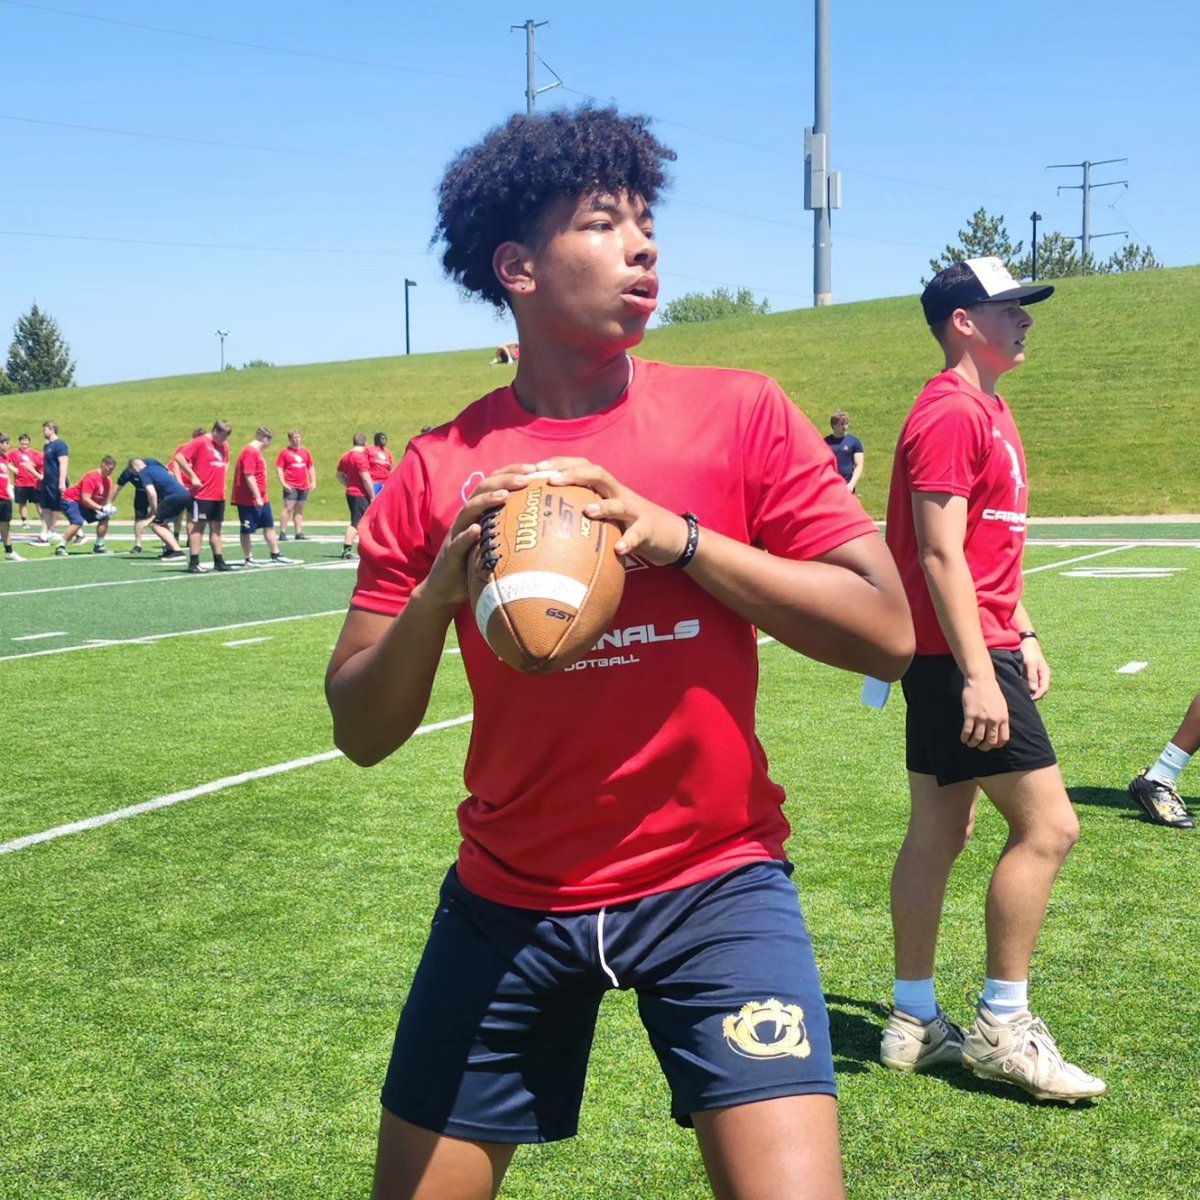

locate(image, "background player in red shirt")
(0, 434), (21, 561)
(57, 455), (117, 555)
(233, 427), (296, 567)
(326, 107), (914, 1200)
(335, 433), (374, 561)
(275, 428), (316, 541)
(11, 433), (43, 528)
(177, 419), (233, 573)
(367, 431), (393, 495)
(880, 258), (1104, 1103)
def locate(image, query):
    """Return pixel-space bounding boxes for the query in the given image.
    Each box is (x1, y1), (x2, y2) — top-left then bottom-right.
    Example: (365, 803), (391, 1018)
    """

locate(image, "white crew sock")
(1146, 742), (1192, 788)
(981, 977), (1028, 1021)
(893, 978), (938, 1021)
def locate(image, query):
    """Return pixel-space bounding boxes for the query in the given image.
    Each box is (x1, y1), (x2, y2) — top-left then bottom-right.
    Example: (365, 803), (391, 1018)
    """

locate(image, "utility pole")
(1030, 212), (1042, 281)
(404, 279), (417, 356)
(511, 18), (562, 114)
(1046, 158), (1128, 262)
(215, 329), (229, 372)
(804, 0), (841, 306)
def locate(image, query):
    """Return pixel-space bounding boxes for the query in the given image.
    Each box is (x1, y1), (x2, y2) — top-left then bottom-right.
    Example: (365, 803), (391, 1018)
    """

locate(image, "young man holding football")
(880, 258), (1105, 1103)
(326, 106), (914, 1200)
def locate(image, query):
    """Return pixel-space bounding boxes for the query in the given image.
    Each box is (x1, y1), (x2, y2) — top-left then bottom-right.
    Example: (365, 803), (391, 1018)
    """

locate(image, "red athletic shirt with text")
(233, 445), (268, 506)
(0, 454), (12, 502)
(276, 447), (313, 490)
(63, 470), (114, 508)
(11, 448), (41, 487)
(366, 446), (393, 483)
(338, 449), (371, 497)
(885, 369), (1028, 655)
(351, 359), (877, 911)
(179, 436), (229, 502)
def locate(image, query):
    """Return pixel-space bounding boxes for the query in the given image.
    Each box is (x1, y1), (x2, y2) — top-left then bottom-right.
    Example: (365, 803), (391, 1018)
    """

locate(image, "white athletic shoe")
(4, 551), (23, 562)
(881, 1007), (966, 1072)
(73, 531), (89, 545)
(962, 1005), (1106, 1103)
(242, 557), (264, 568)
(266, 554), (298, 565)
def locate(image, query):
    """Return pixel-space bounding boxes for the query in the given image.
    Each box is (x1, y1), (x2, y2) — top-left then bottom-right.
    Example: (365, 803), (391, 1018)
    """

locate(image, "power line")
(0, 113), (409, 164)
(0, 228), (422, 257)
(0, 0), (506, 85)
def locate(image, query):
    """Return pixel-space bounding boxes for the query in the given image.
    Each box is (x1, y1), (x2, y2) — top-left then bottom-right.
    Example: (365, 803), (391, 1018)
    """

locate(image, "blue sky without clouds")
(3, 0), (1196, 385)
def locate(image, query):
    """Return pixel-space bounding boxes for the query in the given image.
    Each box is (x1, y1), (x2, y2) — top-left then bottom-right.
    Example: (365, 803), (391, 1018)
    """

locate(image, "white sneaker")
(962, 1005), (1106, 1103)
(32, 534), (50, 544)
(73, 532), (89, 545)
(266, 554), (298, 565)
(881, 1007), (965, 1072)
(4, 551), (23, 562)
(242, 557), (264, 568)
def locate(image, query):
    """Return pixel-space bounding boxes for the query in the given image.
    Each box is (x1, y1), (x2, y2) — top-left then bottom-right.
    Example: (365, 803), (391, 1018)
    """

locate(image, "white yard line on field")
(11, 631), (69, 641)
(1117, 662), (1149, 674)
(0, 714), (474, 856)
(0, 609), (346, 663)
(1022, 545), (1134, 575)
(222, 637), (273, 647)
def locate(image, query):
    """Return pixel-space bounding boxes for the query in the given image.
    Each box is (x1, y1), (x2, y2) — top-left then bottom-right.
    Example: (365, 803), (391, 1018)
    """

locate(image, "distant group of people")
(0, 421), (397, 574)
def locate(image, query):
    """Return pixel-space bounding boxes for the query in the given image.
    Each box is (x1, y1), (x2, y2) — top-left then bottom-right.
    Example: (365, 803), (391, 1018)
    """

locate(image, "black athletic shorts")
(153, 491), (189, 526)
(133, 491), (151, 520)
(346, 494), (370, 527)
(191, 499), (226, 524)
(0, 500), (11, 523)
(15, 486), (40, 505)
(901, 650), (1057, 786)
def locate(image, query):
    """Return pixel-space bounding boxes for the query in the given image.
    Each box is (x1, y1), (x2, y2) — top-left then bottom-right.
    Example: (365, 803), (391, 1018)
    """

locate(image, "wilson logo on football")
(722, 999), (812, 1061)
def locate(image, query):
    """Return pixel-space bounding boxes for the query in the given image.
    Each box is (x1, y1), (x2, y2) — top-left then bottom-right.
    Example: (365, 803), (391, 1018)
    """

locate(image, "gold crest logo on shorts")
(722, 998), (812, 1060)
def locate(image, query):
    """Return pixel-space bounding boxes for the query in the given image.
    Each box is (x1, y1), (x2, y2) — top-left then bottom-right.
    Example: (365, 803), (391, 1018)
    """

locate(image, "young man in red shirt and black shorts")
(11, 433), (42, 529)
(177, 420), (234, 574)
(880, 257), (1105, 1103)
(325, 106), (915, 1200)
(233, 427), (296, 567)
(335, 433), (375, 561)
(0, 434), (21, 561)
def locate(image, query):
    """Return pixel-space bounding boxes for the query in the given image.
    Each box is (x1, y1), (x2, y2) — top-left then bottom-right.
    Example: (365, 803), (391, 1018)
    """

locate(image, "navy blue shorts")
(902, 650), (1058, 785)
(63, 500), (102, 526)
(237, 503), (274, 533)
(151, 490), (189, 525)
(40, 486), (62, 511)
(380, 861), (836, 1144)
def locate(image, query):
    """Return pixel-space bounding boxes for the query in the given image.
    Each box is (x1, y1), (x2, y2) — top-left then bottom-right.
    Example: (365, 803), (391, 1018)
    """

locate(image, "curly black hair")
(433, 106), (676, 311)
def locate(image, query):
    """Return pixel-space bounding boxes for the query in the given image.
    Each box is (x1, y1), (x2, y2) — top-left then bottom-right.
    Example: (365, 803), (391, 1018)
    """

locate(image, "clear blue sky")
(3, 0), (1196, 385)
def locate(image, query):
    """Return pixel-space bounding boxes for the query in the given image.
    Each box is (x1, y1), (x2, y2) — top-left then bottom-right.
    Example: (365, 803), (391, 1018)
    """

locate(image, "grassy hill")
(4, 265), (1196, 518)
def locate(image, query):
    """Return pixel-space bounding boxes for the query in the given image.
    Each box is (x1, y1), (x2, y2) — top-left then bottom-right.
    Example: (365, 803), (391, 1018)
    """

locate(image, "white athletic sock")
(981, 978), (1028, 1021)
(893, 978), (938, 1021)
(1146, 743), (1191, 788)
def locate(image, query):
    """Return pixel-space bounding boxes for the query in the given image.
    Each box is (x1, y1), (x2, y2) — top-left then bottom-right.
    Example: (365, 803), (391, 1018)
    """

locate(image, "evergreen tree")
(1014, 232), (1095, 281)
(1103, 242), (1162, 273)
(659, 286), (770, 326)
(4, 304), (76, 392)
(925, 209), (1024, 282)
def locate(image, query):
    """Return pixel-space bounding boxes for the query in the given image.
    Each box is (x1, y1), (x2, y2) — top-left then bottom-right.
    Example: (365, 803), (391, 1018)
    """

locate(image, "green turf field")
(1, 264), (1197, 521)
(2, 532), (1198, 1198)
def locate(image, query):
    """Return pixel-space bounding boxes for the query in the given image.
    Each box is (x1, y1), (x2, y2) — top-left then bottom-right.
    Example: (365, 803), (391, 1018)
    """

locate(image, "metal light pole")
(403, 280), (417, 355)
(1030, 212), (1042, 281)
(215, 329), (229, 371)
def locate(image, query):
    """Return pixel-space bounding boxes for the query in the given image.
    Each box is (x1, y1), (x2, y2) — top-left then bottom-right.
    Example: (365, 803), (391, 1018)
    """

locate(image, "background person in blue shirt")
(120, 457), (188, 558)
(825, 411), (864, 493)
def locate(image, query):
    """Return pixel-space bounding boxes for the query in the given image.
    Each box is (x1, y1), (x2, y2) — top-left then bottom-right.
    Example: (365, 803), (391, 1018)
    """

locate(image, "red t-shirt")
(276, 446), (313, 490)
(338, 449), (371, 498)
(366, 446), (393, 484)
(11, 448), (41, 487)
(233, 444), (268, 507)
(352, 358), (877, 911)
(179, 435), (229, 502)
(0, 454), (12, 502)
(885, 370), (1028, 655)
(63, 469), (114, 508)
(171, 444), (190, 490)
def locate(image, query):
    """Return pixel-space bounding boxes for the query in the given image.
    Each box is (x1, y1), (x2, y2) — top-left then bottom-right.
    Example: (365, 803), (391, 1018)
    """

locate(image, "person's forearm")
(1012, 601), (1034, 634)
(848, 465), (864, 491)
(920, 548), (993, 679)
(686, 530), (912, 680)
(326, 588), (460, 765)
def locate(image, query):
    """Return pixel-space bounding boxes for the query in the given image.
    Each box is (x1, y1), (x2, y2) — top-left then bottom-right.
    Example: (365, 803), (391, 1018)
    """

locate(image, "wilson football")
(468, 481), (625, 674)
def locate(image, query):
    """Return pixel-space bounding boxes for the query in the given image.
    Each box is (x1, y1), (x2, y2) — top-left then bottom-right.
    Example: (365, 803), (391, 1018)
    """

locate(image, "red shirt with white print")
(276, 446), (313, 490)
(0, 454), (13, 502)
(351, 358), (877, 911)
(63, 469), (114, 508)
(338, 449), (371, 498)
(179, 435), (229, 502)
(11, 447), (42, 487)
(885, 369), (1028, 655)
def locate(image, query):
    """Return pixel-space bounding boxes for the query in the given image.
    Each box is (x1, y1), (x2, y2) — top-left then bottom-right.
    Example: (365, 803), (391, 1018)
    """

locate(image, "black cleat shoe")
(1129, 770), (1194, 829)
(213, 561), (236, 572)
(339, 547), (355, 560)
(187, 562), (208, 575)
(160, 549), (184, 560)
(130, 545), (143, 555)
